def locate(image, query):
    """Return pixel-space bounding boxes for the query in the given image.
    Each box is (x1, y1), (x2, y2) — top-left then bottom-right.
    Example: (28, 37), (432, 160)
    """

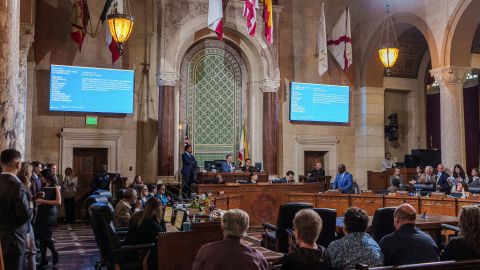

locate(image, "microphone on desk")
(422, 211), (428, 219)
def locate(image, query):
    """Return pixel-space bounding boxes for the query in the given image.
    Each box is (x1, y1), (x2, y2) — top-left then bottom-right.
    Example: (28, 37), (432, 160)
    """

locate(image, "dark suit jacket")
(0, 173), (32, 255)
(436, 172), (450, 193)
(30, 173), (42, 196)
(181, 152), (197, 175)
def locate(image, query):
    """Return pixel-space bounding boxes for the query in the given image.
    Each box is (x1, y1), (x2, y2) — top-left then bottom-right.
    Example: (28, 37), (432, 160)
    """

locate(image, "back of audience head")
(215, 174), (224, 184)
(344, 207), (368, 234)
(147, 184), (157, 194)
(293, 209), (322, 246)
(459, 205), (480, 254)
(18, 162), (33, 191)
(1, 149), (21, 171)
(124, 188), (137, 203)
(222, 209), (249, 238)
(138, 197), (163, 226)
(40, 168), (57, 186)
(394, 203), (416, 230)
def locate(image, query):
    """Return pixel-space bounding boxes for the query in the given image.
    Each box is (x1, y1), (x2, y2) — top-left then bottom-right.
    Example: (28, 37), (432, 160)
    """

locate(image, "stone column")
(157, 72), (178, 176)
(17, 23), (34, 156)
(354, 87), (385, 189)
(261, 79), (280, 176)
(430, 66), (471, 169)
(0, 0), (20, 150)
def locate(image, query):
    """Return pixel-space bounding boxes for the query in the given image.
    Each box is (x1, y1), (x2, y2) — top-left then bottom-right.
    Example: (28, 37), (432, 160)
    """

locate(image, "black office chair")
(413, 183), (436, 192)
(85, 195), (109, 209)
(93, 190), (113, 201)
(469, 187), (480, 194)
(89, 203), (153, 270)
(370, 207), (396, 243)
(312, 208), (337, 247)
(261, 202), (312, 252)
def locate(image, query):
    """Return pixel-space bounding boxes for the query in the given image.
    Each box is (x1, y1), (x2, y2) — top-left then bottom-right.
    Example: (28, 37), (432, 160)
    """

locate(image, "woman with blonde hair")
(441, 205), (480, 260)
(17, 162), (36, 270)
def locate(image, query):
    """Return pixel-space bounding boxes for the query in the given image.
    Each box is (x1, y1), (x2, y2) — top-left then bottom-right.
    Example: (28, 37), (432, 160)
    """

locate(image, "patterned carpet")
(50, 222), (280, 269)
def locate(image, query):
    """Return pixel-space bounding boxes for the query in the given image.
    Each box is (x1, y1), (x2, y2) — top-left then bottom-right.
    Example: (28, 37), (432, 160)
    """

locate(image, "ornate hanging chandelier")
(378, 2), (399, 76)
(107, 0), (134, 55)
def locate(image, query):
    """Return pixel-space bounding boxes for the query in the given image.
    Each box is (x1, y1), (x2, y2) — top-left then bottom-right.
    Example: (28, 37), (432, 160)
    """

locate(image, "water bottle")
(182, 215), (192, 232)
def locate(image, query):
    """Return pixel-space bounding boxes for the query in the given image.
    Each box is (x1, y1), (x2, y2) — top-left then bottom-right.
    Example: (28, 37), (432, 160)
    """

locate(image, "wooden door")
(73, 148), (108, 200)
(304, 151), (326, 173)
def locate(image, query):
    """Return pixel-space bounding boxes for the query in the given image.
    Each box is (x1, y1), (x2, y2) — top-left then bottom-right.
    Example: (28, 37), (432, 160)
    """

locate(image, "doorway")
(73, 148), (108, 217)
(304, 151), (327, 174)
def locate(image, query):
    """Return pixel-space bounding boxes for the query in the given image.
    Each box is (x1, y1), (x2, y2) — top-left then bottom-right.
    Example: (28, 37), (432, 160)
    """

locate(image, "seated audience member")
(441, 205), (480, 261)
(389, 167), (403, 186)
(155, 184), (171, 206)
(222, 154), (235, 173)
(387, 177), (402, 193)
(410, 166), (423, 182)
(281, 209), (330, 270)
(469, 168), (480, 187)
(193, 209), (268, 270)
(436, 164), (450, 193)
(241, 158), (256, 172)
(138, 184), (149, 207)
(215, 174), (225, 184)
(308, 162), (326, 180)
(327, 207), (383, 269)
(125, 198), (166, 269)
(90, 164), (111, 191)
(423, 166), (437, 185)
(381, 152), (396, 172)
(278, 171), (295, 183)
(332, 164), (354, 194)
(146, 184), (157, 200)
(379, 204), (439, 266)
(129, 175), (144, 195)
(249, 172), (258, 184)
(113, 189), (140, 227)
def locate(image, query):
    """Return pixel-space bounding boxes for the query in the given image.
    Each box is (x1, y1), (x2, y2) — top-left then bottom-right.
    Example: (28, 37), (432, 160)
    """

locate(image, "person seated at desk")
(327, 207), (383, 269)
(307, 162), (325, 179)
(222, 154), (235, 173)
(441, 205), (480, 261)
(469, 168), (480, 187)
(193, 209), (268, 270)
(389, 167), (403, 186)
(410, 166), (424, 182)
(249, 172), (258, 184)
(155, 184), (171, 206)
(113, 188), (141, 227)
(451, 181), (470, 198)
(381, 152), (396, 172)
(277, 171), (295, 183)
(281, 209), (330, 270)
(331, 164), (353, 194)
(435, 164), (450, 194)
(241, 158), (256, 172)
(387, 177), (402, 193)
(409, 166), (436, 186)
(215, 174), (225, 184)
(379, 204), (439, 266)
(146, 184), (157, 200)
(125, 198), (166, 269)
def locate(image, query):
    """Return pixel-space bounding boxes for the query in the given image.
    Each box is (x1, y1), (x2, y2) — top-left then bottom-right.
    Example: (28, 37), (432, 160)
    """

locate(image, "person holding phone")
(35, 168), (62, 267)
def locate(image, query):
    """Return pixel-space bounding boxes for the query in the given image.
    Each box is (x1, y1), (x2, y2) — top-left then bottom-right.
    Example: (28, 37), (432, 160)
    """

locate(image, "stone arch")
(361, 12), (439, 87)
(442, 0), (480, 67)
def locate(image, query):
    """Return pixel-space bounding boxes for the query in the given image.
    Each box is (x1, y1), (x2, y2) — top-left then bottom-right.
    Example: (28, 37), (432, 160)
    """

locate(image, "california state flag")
(100, 0), (121, 64)
(327, 6), (352, 71)
(208, 0), (223, 40)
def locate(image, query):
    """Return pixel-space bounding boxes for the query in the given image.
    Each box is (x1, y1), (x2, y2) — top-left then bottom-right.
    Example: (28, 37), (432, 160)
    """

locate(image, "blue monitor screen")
(290, 82), (350, 124)
(49, 65), (134, 114)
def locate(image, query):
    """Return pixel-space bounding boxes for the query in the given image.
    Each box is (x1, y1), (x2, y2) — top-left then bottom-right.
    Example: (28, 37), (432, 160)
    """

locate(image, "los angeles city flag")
(327, 6), (352, 71)
(239, 125), (249, 165)
(208, 0), (223, 40)
(100, 0), (121, 64)
(70, 0), (90, 51)
(263, 0), (273, 44)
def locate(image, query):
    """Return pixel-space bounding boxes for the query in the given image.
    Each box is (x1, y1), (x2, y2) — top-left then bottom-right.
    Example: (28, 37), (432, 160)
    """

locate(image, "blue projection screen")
(290, 82), (350, 124)
(49, 65), (134, 114)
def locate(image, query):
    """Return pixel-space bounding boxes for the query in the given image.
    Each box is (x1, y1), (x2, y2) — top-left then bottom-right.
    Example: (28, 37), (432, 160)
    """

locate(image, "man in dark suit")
(241, 158), (256, 172)
(30, 161), (43, 197)
(181, 145), (197, 196)
(436, 164), (450, 194)
(0, 149), (32, 270)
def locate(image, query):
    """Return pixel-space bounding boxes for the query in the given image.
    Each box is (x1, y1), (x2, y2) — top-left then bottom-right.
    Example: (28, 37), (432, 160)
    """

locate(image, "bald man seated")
(379, 204), (439, 266)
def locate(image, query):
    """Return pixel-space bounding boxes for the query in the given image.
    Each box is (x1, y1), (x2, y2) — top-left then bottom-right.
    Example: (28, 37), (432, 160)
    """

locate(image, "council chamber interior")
(2, 0), (480, 269)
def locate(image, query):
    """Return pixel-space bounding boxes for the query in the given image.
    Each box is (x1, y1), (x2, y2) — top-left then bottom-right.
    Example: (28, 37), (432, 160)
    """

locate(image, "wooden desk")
(316, 193), (350, 216)
(193, 183), (325, 226)
(213, 194), (242, 210)
(384, 195), (420, 212)
(196, 172), (269, 184)
(350, 193), (384, 216)
(420, 196), (456, 216)
(455, 196), (480, 216)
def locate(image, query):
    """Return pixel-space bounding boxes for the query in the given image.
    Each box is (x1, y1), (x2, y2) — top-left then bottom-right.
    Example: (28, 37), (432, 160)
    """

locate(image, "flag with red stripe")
(263, 0), (273, 44)
(327, 6), (352, 71)
(208, 0), (223, 40)
(243, 0), (258, 37)
(101, 0), (121, 64)
(70, 0), (90, 51)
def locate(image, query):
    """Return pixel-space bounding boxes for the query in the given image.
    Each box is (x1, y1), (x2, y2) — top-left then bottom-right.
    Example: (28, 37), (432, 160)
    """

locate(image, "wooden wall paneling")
(316, 193), (350, 216)
(350, 194), (384, 216)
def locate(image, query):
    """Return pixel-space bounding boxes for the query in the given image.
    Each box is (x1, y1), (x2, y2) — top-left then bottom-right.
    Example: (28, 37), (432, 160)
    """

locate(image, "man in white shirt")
(381, 152), (396, 171)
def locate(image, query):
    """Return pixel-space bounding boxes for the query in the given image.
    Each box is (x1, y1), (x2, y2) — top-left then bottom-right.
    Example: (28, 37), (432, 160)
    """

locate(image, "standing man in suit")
(0, 149), (32, 270)
(30, 161), (43, 198)
(222, 154), (235, 173)
(181, 144), (197, 196)
(332, 164), (354, 194)
(436, 164), (450, 194)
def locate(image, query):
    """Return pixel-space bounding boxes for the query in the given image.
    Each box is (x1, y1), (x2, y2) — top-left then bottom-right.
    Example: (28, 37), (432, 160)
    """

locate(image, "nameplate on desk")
(225, 183), (240, 186)
(257, 182), (270, 186)
(219, 191), (224, 195)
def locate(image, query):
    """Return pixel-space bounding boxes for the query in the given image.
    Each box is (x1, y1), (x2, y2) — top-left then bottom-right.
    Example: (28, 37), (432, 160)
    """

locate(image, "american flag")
(184, 123), (190, 146)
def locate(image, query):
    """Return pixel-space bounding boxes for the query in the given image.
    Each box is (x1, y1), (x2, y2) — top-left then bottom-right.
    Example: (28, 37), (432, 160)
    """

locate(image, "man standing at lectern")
(222, 154), (235, 173)
(181, 144), (197, 197)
